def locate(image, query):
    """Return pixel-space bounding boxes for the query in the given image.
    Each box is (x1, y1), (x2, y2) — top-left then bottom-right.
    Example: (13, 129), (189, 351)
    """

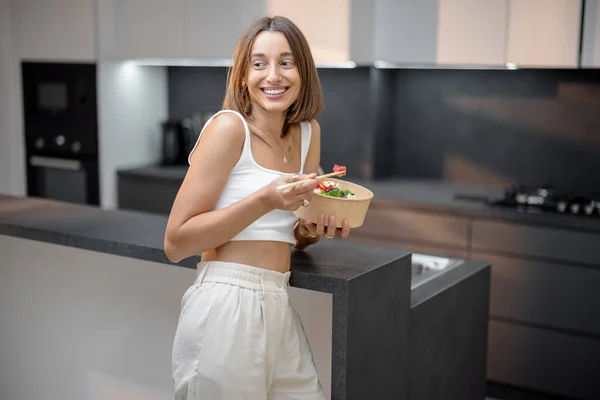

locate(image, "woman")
(165, 15), (350, 400)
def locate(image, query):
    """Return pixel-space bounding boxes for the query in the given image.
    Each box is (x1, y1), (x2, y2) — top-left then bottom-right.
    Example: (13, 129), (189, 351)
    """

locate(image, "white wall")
(0, 0), (26, 196)
(97, 63), (168, 209)
(0, 235), (333, 399)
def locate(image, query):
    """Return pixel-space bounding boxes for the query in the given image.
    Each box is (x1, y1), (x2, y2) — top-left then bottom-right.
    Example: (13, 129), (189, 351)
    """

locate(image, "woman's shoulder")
(201, 110), (248, 143)
(188, 110), (247, 165)
(304, 119), (320, 137)
(208, 110), (248, 133)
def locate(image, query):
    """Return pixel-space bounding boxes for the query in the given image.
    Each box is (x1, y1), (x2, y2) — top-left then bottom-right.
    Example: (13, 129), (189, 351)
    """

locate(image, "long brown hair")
(222, 16), (324, 127)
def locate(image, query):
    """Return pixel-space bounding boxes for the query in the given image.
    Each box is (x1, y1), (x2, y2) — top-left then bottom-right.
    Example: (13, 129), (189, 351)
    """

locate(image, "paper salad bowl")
(293, 178), (374, 228)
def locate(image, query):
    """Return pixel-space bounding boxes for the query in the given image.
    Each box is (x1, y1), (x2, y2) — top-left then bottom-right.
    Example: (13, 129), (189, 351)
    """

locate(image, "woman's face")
(244, 31), (301, 115)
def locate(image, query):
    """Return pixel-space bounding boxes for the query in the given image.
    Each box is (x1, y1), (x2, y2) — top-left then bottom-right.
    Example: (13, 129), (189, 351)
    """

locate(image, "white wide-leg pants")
(172, 261), (326, 400)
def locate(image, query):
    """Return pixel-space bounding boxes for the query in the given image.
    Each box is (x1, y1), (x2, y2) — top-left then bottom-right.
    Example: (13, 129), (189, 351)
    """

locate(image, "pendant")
(283, 156), (288, 164)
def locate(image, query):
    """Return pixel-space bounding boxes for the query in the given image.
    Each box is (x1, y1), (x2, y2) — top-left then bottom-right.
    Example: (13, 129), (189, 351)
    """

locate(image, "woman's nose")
(266, 64), (281, 82)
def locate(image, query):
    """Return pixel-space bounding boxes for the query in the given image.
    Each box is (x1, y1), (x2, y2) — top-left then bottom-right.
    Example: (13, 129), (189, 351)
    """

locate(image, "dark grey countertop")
(0, 194), (412, 293)
(118, 165), (600, 234)
(0, 193), (492, 399)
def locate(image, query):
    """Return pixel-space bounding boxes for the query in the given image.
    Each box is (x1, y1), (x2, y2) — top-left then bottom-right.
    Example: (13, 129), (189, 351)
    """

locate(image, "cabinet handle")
(30, 156), (82, 171)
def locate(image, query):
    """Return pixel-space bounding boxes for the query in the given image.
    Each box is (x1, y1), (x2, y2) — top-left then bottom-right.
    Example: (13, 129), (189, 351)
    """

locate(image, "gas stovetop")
(455, 185), (600, 218)
(493, 185), (600, 218)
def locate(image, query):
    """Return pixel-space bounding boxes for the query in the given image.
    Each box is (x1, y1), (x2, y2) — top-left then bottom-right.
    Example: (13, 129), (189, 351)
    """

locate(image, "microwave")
(21, 62), (98, 158)
(21, 62), (97, 129)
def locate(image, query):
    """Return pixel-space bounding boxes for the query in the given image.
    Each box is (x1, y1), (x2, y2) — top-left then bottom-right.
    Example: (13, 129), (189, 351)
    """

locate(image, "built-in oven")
(21, 62), (100, 205)
(27, 154), (99, 205)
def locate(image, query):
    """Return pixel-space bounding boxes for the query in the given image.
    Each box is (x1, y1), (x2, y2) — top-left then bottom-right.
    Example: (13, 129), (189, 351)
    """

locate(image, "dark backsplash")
(390, 68), (600, 193)
(168, 66), (600, 193)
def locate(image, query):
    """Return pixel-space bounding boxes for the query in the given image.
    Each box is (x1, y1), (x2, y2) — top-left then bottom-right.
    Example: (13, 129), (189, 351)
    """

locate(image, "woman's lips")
(260, 87), (288, 99)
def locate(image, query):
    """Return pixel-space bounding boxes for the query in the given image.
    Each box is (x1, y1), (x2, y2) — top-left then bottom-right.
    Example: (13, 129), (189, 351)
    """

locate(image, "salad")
(314, 180), (355, 198)
(314, 165), (355, 198)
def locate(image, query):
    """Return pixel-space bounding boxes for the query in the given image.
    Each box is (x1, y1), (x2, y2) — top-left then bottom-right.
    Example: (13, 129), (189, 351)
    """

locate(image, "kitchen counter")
(118, 165), (600, 234)
(0, 193), (491, 400)
(0, 193), (410, 292)
(1, 194), (413, 399)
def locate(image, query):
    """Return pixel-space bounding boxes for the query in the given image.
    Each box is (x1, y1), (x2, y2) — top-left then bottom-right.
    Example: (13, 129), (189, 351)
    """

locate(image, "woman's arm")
(164, 114), (317, 263)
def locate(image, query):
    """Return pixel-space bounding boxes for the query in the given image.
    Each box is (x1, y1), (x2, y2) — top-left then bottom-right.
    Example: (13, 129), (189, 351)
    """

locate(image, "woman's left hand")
(304, 214), (351, 239)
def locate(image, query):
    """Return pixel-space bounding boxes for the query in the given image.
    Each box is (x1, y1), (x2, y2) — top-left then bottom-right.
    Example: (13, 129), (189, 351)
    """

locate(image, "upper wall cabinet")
(97, 0), (185, 60)
(97, 0), (265, 61)
(366, 0), (509, 66)
(506, 0), (582, 68)
(582, 0), (600, 68)
(14, 0), (95, 61)
(182, 0), (265, 60)
(436, 0), (508, 66)
(22, 0), (580, 67)
(267, 0), (350, 64)
(371, 0), (583, 68)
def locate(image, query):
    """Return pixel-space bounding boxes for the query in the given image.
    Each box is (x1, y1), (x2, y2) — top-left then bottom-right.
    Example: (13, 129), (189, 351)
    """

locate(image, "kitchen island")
(117, 164), (600, 400)
(0, 194), (490, 400)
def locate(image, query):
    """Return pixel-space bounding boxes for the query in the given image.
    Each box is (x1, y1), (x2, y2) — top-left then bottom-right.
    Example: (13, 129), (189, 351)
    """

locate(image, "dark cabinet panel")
(347, 234), (469, 259)
(472, 253), (600, 336)
(487, 320), (600, 400)
(472, 220), (600, 265)
(359, 206), (470, 248)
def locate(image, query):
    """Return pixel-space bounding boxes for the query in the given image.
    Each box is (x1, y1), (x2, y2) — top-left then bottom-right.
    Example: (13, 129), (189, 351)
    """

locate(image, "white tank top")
(188, 109), (313, 245)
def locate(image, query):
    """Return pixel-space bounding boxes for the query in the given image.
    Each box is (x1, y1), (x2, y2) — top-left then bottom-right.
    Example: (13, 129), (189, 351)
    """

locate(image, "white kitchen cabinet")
(580, 0), (600, 67)
(98, 0), (185, 60)
(13, 0), (95, 61)
(367, 0), (583, 67)
(506, 0), (582, 68)
(98, 0), (265, 61)
(183, 0), (265, 60)
(115, 0), (186, 59)
(362, 0), (509, 66)
(267, 0), (350, 64)
(436, 0), (508, 66)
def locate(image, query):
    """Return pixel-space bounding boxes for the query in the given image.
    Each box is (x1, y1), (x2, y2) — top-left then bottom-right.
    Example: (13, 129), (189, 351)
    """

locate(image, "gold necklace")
(249, 123), (294, 163)
(278, 132), (294, 164)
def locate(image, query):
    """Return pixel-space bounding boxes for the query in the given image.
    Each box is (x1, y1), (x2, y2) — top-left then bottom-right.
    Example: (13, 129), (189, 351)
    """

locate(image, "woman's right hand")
(262, 173), (319, 211)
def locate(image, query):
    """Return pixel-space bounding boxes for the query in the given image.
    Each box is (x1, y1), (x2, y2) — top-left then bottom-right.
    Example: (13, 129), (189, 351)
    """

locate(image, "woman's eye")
(253, 61), (266, 68)
(281, 60), (294, 67)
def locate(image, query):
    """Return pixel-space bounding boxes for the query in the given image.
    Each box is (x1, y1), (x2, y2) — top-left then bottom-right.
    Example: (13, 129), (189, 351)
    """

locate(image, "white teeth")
(263, 88), (286, 95)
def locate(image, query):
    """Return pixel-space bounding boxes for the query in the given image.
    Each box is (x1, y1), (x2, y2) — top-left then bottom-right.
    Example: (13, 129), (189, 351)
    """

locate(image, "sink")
(411, 253), (463, 289)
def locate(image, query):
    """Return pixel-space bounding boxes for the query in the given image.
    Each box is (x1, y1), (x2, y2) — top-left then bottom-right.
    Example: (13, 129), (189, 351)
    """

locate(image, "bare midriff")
(200, 241), (292, 273)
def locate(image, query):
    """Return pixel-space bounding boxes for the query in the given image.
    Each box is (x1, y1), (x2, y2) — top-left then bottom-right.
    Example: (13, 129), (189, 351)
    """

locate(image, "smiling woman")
(165, 15), (351, 400)
(222, 17), (323, 126)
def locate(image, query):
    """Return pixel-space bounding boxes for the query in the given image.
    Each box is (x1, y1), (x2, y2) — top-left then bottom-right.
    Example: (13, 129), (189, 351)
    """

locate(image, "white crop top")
(188, 109), (312, 245)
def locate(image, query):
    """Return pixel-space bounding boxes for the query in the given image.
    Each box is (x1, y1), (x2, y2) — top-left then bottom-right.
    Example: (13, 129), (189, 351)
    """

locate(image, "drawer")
(472, 253), (600, 335)
(360, 207), (470, 248)
(471, 220), (600, 265)
(487, 320), (600, 400)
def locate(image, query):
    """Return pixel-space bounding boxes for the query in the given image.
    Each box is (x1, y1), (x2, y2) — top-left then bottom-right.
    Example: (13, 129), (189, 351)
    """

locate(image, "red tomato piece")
(333, 164), (347, 176)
